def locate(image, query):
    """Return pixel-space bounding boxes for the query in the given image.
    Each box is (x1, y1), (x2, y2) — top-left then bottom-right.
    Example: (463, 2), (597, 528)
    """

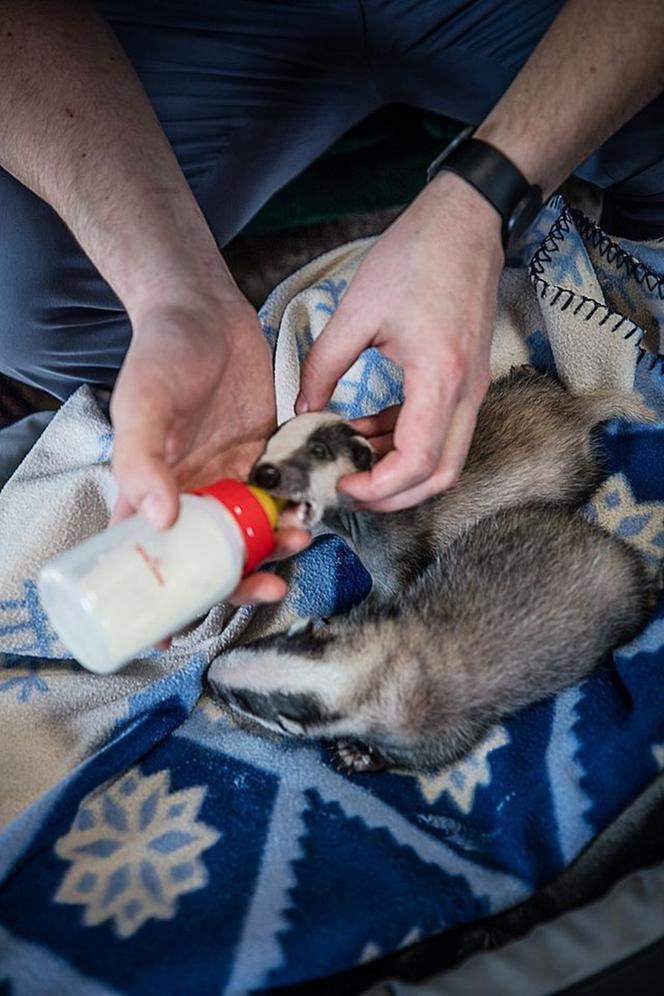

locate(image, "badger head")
(208, 620), (354, 738)
(250, 412), (376, 527)
(207, 617), (457, 774)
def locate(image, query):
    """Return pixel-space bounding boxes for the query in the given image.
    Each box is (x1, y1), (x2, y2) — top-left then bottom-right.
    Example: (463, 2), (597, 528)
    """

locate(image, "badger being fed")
(250, 410), (375, 529)
(209, 368), (656, 773)
(249, 367), (655, 603)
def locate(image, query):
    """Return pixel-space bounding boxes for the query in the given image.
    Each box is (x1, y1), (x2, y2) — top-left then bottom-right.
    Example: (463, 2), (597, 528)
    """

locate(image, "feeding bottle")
(38, 480), (282, 675)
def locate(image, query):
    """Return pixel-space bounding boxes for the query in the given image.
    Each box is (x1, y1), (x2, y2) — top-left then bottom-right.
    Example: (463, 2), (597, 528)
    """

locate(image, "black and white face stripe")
(307, 421), (374, 471)
(209, 627), (351, 737)
(250, 413), (375, 524)
(221, 686), (342, 736)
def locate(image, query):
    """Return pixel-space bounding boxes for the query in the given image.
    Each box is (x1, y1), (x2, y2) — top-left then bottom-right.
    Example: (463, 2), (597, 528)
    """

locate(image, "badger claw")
(331, 740), (386, 774)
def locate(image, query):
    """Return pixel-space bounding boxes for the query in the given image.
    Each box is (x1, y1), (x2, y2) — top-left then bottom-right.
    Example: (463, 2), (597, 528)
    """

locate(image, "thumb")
(111, 397), (179, 529)
(296, 307), (371, 413)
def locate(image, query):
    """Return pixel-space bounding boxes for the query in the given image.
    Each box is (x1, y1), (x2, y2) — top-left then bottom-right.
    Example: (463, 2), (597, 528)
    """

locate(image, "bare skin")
(0, 1), (307, 604)
(298, 0), (664, 512)
(1, 1), (664, 579)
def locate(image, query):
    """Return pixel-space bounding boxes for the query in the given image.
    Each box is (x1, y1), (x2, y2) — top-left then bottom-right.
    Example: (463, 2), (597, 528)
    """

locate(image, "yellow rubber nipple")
(247, 486), (286, 529)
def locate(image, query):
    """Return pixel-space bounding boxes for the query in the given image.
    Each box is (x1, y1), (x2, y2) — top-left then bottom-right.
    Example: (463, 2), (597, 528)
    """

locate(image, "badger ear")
(350, 435), (376, 471)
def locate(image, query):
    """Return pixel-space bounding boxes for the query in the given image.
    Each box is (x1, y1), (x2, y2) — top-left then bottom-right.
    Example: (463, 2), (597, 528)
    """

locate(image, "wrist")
(128, 278), (254, 338)
(99, 192), (239, 318)
(425, 170), (504, 261)
(473, 118), (561, 200)
(127, 266), (240, 325)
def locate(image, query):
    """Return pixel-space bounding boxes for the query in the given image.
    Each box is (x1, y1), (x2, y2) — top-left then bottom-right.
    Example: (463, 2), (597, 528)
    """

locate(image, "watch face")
(505, 192), (543, 263)
(508, 192), (542, 243)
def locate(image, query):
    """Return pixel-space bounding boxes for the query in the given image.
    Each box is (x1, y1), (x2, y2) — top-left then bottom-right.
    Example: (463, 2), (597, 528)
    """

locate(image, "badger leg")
(331, 739), (388, 774)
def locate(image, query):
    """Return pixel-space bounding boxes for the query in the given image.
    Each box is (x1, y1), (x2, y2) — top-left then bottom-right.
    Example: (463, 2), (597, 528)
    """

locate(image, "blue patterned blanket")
(0, 197), (663, 994)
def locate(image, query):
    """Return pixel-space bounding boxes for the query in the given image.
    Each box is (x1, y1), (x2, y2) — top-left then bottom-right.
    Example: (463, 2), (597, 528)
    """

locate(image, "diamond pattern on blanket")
(264, 791), (488, 987)
(412, 726), (510, 811)
(588, 473), (664, 564)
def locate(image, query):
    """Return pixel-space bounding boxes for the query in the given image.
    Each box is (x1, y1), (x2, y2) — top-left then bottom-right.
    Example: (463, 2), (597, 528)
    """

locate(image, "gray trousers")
(2, 0), (664, 403)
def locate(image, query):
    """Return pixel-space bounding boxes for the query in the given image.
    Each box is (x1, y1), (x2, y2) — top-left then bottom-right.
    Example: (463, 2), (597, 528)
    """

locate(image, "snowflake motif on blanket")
(588, 473), (664, 565)
(0, 579), (61, 657)
(54, 768), (220, 938)
(411, 726), (510, 812)
(0, 654), (50, 701)
(96, 430), (113, 465)
(328, 347), (403, 421)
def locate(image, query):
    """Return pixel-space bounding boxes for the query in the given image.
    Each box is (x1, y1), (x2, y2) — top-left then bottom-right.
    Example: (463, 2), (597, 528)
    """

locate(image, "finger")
(296, 308), (371, 413)
(109, 494), (136, 528)
(165, 429), (189, 467)
(356, 472), (454, 513)
(349, 405), (400, 439)
(228, 572), (289, 605)
(111, 394), (179, 529)
(270, 526), (312, 559)
(337, 436), (393, 501)
(435, 390), (482, 488)
(354, 389), (484, 513)
(365, 432), (394, 457)
(340, 360), (461, 504)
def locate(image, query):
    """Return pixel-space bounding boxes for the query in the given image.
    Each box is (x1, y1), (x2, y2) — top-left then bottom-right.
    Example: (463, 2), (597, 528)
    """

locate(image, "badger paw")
(331, 740), (387, 774)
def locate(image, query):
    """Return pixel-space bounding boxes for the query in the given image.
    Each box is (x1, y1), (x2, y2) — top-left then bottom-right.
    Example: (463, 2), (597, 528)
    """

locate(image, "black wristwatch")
(426, 125), (543, 255)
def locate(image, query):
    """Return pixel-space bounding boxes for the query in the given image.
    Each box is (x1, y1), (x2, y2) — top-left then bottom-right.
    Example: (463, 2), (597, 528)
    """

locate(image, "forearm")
(0, 0), (233, 317)
(475, 0), (664, 198)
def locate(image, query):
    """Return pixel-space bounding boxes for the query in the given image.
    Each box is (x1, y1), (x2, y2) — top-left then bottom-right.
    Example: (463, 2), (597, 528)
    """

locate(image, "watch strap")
(427, 132), (542, 250)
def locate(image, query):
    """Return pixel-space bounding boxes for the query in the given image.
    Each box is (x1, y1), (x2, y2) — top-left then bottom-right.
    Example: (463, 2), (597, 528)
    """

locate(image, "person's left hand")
(296, 171), (504, 513)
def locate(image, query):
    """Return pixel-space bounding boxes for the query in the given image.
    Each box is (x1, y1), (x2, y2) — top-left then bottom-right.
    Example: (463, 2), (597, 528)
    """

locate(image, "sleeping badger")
(209, 368), (656, 773)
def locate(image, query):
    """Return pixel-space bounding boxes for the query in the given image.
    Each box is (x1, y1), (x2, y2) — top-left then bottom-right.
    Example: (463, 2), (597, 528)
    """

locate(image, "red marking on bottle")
(135, 544), (165, 587)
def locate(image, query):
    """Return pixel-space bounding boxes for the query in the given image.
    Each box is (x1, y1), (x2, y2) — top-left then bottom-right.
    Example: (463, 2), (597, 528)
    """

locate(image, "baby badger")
(247, 366), (652, 603)
(208, 368), (656, 773)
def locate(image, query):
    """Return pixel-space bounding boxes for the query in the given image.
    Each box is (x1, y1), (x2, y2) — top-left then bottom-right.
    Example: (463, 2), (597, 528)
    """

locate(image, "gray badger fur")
(209, 367), (656, 773)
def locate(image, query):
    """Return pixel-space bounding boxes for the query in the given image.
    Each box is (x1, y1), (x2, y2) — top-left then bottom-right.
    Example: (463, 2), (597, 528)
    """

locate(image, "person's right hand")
(110, 286), (311, 606)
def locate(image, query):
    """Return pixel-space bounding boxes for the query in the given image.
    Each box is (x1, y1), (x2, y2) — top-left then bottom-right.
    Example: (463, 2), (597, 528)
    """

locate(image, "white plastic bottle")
(38, 480), (282, 675)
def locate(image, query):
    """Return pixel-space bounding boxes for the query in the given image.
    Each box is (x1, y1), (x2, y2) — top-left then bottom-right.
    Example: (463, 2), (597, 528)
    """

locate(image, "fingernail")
(295, 394), (309, 414)
(142, 493), (168, 529)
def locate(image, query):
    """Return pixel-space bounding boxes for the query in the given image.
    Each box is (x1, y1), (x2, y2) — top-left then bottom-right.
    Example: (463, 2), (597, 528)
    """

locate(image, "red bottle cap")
(193, 479), (278, 575)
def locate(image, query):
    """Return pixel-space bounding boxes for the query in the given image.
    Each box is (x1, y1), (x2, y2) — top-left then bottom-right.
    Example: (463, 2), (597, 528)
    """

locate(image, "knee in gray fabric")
(600, 178), (664, 241)
(0, 232), (131, 399)
(0, 250), (55, 379)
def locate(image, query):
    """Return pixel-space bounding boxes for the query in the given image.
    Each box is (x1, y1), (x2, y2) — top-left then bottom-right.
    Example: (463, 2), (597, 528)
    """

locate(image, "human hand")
(110, 287), (310, 607)
(296, 172), (504, 512)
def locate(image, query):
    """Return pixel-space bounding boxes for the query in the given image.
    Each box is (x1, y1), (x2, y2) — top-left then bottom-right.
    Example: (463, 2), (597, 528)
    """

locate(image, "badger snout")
(249, 457), (317, 524)
(249, 457), (309, 502)
(250, 463), (281, 490)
